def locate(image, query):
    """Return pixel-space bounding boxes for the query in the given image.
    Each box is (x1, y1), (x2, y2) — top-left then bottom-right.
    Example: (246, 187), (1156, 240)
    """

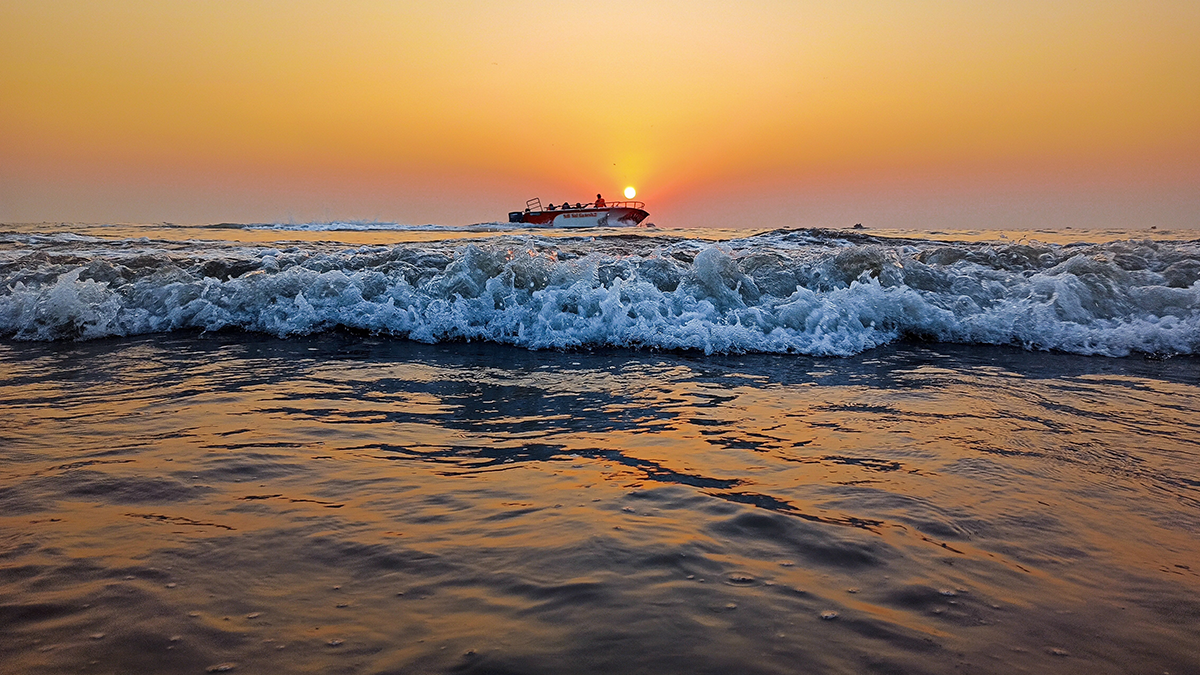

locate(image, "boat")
(508, 198), (650, 228)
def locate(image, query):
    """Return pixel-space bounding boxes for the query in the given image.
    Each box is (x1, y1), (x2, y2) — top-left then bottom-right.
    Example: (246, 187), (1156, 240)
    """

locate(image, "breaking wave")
(247, 220), (517, 232)
(2, 229), (1198, 356)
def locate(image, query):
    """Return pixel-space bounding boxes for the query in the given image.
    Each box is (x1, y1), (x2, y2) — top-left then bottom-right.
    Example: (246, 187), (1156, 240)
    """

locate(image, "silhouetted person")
(595, 194), (605, 207)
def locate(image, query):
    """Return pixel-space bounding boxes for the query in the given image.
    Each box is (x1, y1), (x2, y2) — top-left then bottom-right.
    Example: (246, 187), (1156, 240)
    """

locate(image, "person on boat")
(595, 194), (605, 208)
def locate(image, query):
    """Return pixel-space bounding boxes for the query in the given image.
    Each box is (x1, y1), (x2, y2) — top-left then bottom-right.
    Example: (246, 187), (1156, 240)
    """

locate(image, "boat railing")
(525, 198), (645, 212)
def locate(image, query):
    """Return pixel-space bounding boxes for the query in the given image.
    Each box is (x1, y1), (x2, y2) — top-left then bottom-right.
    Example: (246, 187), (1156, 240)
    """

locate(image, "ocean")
(2, 221), (1198, 674)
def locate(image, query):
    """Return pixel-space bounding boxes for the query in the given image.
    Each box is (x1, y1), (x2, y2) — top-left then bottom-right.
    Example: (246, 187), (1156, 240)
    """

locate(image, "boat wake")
(246, 220), (520, 233)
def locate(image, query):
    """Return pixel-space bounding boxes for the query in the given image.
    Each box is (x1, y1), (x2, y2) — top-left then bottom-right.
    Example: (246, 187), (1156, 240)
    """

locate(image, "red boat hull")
(509, 203), (649, 228)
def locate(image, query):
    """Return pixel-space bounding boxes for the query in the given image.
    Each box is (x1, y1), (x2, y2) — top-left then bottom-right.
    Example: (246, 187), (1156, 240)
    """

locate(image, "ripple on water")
(709, 511), (893, 569)
(723, 573), (758, 587)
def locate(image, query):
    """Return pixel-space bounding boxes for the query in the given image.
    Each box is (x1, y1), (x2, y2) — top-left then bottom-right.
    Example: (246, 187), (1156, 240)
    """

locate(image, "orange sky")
(2, 1), (1197, 228)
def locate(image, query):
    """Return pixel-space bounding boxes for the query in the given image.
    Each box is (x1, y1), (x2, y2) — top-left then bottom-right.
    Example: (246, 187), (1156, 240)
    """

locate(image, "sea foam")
(1, 229), (1197, 356)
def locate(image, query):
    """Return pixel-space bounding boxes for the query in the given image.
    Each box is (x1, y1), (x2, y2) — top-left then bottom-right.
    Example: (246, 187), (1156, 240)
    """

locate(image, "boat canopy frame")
(524, 197), (644, 212)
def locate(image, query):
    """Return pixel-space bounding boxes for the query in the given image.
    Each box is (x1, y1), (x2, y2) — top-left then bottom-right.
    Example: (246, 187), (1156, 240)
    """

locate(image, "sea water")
(1, 222), (1198, 674)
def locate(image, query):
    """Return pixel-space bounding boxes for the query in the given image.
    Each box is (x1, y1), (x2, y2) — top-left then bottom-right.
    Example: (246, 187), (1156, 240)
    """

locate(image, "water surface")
(2, 333), (1198, 674)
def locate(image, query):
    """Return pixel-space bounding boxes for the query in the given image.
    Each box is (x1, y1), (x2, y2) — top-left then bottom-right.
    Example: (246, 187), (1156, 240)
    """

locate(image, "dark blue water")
(2, 332), (1198, 674)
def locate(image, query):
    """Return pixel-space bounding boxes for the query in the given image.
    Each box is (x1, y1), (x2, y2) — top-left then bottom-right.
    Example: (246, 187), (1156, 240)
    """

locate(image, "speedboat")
(508, 198), (650, 228)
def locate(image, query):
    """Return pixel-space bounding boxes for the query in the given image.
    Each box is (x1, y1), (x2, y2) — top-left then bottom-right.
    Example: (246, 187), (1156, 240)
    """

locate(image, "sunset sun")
(624, 186), (636, 199)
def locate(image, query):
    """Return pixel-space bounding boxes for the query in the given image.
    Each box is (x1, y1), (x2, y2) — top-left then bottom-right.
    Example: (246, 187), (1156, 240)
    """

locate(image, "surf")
(1, 227), (1197, 357)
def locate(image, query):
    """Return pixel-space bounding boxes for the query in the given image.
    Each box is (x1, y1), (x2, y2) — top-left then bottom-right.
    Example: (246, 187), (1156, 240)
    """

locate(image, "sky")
(1, 0), (1197, 229)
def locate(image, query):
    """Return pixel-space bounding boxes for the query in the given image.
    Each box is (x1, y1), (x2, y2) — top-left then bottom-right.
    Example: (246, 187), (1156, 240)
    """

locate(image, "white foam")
(249, 220), (518, 233)
(2, 231), (1197, 356)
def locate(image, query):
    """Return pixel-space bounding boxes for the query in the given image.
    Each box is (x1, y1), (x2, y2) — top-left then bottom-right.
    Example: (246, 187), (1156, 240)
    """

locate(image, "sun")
(624, 186), (636, 199)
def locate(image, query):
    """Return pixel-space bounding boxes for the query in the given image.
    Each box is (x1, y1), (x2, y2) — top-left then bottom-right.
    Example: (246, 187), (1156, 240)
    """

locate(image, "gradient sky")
(2, 1), (1197, 228)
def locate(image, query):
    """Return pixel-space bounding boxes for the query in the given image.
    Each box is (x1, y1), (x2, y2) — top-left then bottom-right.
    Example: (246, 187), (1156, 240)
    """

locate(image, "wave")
(1, 229), (1198, 356)
(246, 220), (517, 233)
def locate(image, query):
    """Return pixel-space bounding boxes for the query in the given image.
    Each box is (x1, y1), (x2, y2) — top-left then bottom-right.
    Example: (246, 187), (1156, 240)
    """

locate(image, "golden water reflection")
(1, 335), (1198, 674)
